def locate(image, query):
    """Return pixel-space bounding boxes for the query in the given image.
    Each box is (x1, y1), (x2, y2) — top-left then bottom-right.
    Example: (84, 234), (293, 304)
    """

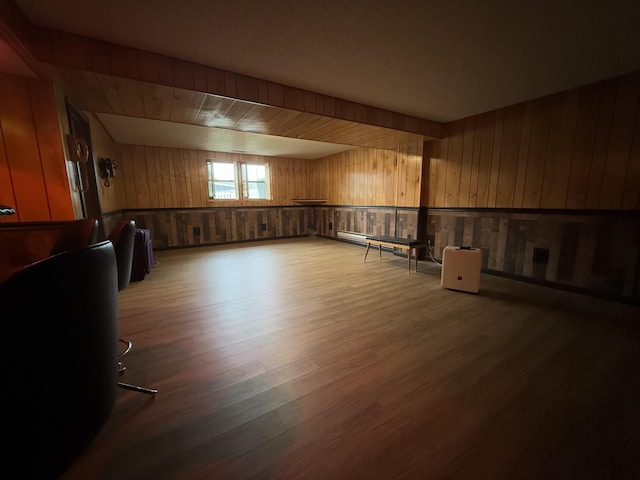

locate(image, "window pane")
(207, 161), (238, 199)
(213, 163), (235, 181)
(246, 164), (265, 182)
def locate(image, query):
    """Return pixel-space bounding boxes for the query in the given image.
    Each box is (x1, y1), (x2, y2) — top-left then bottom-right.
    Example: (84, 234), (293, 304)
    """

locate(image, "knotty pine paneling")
(425, 70), (640, 210)
(311, 141), (423, 207)
(0, 73), (74, 222)
(118, 145), (314, 208)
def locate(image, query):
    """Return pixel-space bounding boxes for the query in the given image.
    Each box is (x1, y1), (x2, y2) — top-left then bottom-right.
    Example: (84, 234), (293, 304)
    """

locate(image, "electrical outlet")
(426, 234), (435, 246)
(261, 223), (267, 231)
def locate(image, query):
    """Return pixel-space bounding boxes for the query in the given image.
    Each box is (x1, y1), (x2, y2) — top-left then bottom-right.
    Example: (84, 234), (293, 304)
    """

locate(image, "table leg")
(407, 247), (411, 273)
(379, 244), (382, 260)
(364, 243), (371, 263)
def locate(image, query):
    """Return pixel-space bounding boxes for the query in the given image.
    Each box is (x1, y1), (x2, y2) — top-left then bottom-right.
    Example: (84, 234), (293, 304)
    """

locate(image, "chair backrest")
(50, 218), (99, 255)
(1, 240), (119, 479)
(108, 219), (136, 291)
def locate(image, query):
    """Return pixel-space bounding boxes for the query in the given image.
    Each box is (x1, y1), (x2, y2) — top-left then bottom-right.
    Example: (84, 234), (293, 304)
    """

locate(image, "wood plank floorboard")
(60, 237), (640, 480)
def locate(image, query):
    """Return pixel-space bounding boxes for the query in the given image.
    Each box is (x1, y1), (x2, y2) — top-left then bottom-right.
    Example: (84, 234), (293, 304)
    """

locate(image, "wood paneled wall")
(312, 141), (423, 207)
(117, 144), (314, 208)
(88, 112), (123, 214)
(0, 73), (74, 222)
(425, 71), (640, 210)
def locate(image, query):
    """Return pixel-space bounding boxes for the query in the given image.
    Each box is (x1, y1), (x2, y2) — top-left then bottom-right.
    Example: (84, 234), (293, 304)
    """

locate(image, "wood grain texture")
(0, 73), (74, 222)
(57, 237), (640, 480)
(426, 208), (640, 302)
(425, 71), (640, 210)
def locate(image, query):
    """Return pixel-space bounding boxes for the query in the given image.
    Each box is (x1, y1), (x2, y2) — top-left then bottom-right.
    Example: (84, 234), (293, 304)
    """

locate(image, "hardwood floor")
(61, 237), (640, 480)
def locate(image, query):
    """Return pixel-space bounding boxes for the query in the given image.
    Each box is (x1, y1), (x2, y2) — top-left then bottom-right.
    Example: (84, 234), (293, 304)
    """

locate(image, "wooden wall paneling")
(585, 79), (617, 209)
(181, 92), (207, 125)
(444, 120), (464, 207)
(475, 112), (496, 207)
(27, 79), (74, 220)
(0, 127), (16, 222)
(395, 146), (408, 206)
(108, 43), (140, 79)
(598, 72), (640, 209)
(188, 149), (203, 207)
(119, 144), (137, 208)
(197, 150), (210, 206)
(144, 146), (160, 208)
(157, 147), (174, 207)
(131, 145), (150, 207)
(51, 31), (92, 71)
(435, 138), (449, 207)
(425, 141), (437, 207)
(459, 115), (477, 207)
(138, 51), (174, 85)
(0, 75), (49, 221)
(468, 116), (483, 208)
(512, 102), (533, 208)
(168, 87), (193, 123)
(541, 90), (580, 208)
(141, 82), (173, 121)
(58, 68), (112, 113)
(565, 83), (601, 209)
(379, 150), (392, 207)
(522, 97), (552, 208)
(496, 104), (524, 207)
(486, 109), (504, 208)
(113, 77), (145, 117)
(95, 73), (125, 115)
(621, 103), (640, 209)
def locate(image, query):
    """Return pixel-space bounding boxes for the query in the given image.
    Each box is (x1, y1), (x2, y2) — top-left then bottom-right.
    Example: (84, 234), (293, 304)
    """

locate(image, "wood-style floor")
(61, 237), (640, 480)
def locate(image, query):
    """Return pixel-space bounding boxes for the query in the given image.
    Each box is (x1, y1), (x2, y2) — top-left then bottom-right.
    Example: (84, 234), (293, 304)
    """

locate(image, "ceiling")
(8, 0), (640, 158)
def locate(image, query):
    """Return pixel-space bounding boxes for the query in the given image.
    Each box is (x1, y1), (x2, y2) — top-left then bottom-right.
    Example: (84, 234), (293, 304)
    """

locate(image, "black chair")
(1, 241), (118, 480)
(108, 219), (158, 395)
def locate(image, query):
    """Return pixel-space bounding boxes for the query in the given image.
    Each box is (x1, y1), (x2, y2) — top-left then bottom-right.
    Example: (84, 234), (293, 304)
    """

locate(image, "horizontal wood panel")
(425, 71), (640, 210)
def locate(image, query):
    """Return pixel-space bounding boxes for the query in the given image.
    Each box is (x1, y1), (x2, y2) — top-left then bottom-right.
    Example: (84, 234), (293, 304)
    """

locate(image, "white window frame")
(206, 160), (271, 201)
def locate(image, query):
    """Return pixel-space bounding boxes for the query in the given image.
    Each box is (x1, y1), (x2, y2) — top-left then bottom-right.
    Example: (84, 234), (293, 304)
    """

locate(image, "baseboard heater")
(336, 230), (367, 245)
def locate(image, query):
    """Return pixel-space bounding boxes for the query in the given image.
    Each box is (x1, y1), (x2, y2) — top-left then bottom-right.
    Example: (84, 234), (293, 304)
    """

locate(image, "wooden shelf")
(292, 199), (328, 205)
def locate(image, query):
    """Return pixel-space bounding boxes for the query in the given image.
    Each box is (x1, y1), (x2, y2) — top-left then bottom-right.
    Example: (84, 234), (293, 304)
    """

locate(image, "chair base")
(117, 337), (157, 396)
(118, 382), (158, 395)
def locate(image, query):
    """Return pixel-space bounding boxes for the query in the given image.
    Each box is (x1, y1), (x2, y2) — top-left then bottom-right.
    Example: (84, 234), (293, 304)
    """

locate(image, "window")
(207, 162), (238, 200)
(242, 164), (269, 199)
(207, 160), (270, 200)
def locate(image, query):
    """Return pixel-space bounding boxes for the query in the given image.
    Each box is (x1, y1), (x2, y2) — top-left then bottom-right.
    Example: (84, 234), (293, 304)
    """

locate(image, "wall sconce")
(98, 157), (116, 187)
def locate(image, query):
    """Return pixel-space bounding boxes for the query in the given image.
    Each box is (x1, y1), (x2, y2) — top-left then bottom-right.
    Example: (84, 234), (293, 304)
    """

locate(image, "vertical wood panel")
(475, 112), (495, 208)
(541, 90), (580, 208)
(0, 75), (49, 221)
(445, 120), (464, 207)
(27, 79), (74, 220)
(585, 79), (617, 208)
(458, 116), (477, 207)
(522, 97), (552, 208)
(487, 109), (504, 208)
(598, 72), (640, 209)
(566, 83), (602, 208)
(621, 105), (640, 209)
(496, 104), (523, 207)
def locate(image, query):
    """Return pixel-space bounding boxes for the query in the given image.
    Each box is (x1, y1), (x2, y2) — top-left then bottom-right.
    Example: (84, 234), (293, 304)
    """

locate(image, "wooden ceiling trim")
(2, 11), (443, 138)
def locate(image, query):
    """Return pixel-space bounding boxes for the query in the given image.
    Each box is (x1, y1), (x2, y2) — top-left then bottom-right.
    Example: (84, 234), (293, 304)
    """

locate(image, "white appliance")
(441, 246), (482, 293)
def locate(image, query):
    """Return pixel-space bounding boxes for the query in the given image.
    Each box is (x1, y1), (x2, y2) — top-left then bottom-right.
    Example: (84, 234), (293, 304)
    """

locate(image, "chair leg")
(117, 338), (158, 395)
(118, 381), (158, 395)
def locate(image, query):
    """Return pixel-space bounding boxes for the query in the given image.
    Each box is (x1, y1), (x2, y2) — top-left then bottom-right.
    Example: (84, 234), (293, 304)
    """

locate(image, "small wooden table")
(363, 236), (426, 273)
